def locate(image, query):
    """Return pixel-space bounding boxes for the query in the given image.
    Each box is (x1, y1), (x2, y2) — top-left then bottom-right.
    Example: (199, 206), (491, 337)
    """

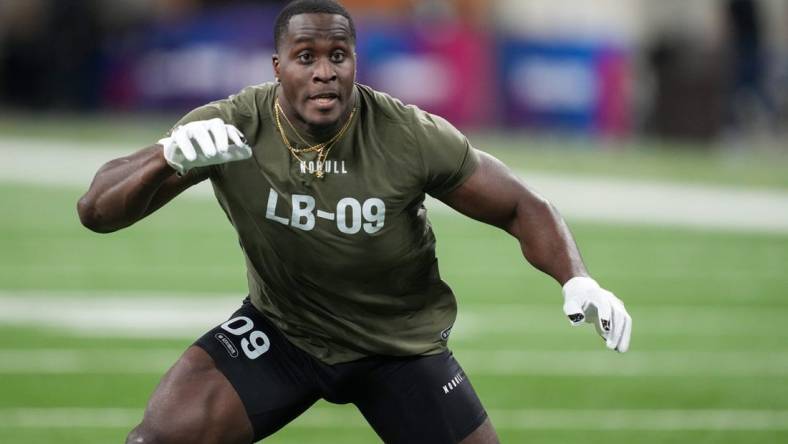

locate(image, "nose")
(312, 57), (337, 83)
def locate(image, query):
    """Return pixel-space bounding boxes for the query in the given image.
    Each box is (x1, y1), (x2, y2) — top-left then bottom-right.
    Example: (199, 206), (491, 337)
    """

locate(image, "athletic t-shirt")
(171, 82), (479, 364)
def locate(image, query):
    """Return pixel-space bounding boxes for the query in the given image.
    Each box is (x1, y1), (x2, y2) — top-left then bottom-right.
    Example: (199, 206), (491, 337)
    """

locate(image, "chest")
(213, 123), (425, 239)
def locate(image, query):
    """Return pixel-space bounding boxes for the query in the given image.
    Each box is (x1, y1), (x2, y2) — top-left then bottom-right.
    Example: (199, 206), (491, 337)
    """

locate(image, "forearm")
(507, 195), (588, 286)
(442, 150), (631, 350)
(77, 145), (175, 233)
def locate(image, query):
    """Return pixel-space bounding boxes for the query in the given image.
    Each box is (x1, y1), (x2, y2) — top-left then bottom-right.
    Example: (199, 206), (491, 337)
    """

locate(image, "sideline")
(2, 138), (788, 232)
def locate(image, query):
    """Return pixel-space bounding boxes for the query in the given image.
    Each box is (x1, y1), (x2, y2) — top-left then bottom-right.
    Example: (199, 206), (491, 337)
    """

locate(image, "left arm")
(440, 150), (585, 286)
(440, 150), (632, 352)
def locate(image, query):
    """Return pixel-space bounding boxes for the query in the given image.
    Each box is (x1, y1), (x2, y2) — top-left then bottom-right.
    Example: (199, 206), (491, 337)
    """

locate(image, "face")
(273, 13), (356, 131)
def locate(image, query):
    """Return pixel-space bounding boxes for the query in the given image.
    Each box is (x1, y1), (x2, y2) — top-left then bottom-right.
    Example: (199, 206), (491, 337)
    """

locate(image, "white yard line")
(0, 408), (142, 428)
(521, 172), (788, 233)
(2, 291), (785, 377)
(3, 137), (788, 232)
(0, 291), (782, 338)
(0, 291), (784, 338)
(0, 291), (240, 337)
(0, 138), (213, 199)
(1, 407), (787, 431)
(485, 409), (788, 431)
(0, 348), (786, 377)
(454, 349), (788, 376)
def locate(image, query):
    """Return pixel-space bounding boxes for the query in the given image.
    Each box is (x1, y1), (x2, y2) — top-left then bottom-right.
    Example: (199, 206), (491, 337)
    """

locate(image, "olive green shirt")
(173, 83), (478, 364)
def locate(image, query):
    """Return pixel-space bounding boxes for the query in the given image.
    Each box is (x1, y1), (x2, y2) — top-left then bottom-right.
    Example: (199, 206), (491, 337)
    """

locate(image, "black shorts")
(194, 298), (487, 443)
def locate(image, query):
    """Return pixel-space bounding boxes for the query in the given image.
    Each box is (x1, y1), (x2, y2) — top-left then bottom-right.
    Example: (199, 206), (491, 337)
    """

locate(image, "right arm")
(77, 144), (208, 233)
(77, 116), (251, 233)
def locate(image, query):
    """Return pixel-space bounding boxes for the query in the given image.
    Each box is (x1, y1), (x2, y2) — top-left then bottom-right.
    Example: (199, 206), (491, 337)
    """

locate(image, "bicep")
(439, 150), (547, 233)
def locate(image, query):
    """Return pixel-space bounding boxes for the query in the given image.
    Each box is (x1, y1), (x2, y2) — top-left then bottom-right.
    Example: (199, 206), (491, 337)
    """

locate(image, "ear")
(272, 54), (281, 82)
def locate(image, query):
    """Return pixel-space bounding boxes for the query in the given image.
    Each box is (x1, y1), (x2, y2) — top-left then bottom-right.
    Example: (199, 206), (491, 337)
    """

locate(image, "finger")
(191, 123), (216, 157)
(606, 306), (624, 351)
(594, 294), (613, 338)
(174, 127), (197, 161)
(616, 312), (632, 353)
(227, 125), (245, 147)
(562, 299), (585, 326)
(231, 144), (253, 161)
(208, 118), (229, 153)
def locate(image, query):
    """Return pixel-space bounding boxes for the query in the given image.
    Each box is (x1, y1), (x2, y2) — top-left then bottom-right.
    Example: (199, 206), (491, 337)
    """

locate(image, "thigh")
(130, 300), (321, 444)
(352, 351), (497, 444)
(129, 346), (253, 444)
(193, 299), (322, 441)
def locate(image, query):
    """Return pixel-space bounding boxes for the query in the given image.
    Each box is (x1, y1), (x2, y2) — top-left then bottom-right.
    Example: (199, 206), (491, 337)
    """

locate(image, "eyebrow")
(292, 33), (351, 45)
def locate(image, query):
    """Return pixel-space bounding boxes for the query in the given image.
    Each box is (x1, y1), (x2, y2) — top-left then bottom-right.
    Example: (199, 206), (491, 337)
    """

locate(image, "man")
(78, 1), (631, 443)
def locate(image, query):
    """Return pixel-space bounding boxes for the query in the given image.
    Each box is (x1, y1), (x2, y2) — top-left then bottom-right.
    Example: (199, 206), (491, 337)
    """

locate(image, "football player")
(79, 1), (631, 443)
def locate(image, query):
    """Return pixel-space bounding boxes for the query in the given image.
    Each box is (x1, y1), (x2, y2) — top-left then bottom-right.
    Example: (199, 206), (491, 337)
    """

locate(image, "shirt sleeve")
(416, 111), (480, 198)
(164, 85), (259, 138)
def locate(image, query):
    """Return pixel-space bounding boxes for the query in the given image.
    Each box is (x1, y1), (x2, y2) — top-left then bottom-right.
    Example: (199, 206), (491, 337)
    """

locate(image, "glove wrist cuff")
(562, 276), (599, 298)
(158, 137), (187, 175)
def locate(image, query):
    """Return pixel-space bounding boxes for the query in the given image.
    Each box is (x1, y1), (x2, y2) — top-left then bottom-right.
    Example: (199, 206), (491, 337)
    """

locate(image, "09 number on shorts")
(220, 316), (270, 359)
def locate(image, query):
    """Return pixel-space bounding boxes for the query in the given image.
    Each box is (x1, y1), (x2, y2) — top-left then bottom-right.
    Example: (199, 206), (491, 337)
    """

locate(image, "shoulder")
(357, 83), (467, 149)
(206, 82), (277, 118)
(358, 83), (421, 129)
(172, 83), (276, 136)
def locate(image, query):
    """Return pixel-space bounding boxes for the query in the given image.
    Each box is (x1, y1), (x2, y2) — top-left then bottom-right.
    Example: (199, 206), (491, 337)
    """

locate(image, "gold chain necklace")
(275, 101), (324, 153)
(274, 100), (357, 178)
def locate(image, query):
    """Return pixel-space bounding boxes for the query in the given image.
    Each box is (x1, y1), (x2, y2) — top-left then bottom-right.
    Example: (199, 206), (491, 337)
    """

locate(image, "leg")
(460, 418), (499, 444)
(127, 346), (253, 444)
(352, 351), (499, 444)
(129, 299), (321, 443)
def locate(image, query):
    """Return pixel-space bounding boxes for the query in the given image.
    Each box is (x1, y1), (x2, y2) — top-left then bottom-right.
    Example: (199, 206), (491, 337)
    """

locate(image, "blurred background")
(1, 1), (787, 443)
(1, 0), (788, 139)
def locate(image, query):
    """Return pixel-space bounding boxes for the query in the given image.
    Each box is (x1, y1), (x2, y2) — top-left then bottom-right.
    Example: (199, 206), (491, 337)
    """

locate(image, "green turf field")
(1, 126), (787, 443)
(3, 113), (788, 189)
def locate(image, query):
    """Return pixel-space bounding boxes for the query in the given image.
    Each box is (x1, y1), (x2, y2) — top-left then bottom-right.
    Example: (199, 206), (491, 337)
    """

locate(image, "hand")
(562, 276), (632, 352)
(158, 118), (252, 175)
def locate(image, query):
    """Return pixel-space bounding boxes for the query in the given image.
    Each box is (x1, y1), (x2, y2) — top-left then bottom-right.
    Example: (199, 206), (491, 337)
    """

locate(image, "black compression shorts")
(194, 298), (488, 443)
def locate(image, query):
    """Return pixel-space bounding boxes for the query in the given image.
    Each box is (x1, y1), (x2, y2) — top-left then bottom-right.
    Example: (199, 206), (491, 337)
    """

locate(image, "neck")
(276, 86), (356, 142)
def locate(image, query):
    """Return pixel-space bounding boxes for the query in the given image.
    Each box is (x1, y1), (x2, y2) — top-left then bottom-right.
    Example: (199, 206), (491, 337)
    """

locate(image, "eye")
(331, 51), (346, 63)
(297, 52), (314, 64)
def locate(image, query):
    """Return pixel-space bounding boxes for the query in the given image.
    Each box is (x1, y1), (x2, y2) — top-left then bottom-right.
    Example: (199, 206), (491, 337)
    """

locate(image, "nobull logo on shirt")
(300, 160), (348, 175)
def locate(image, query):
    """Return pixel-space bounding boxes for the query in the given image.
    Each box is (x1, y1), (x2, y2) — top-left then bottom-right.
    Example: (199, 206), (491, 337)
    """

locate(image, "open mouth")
(309, 92), (339, 107)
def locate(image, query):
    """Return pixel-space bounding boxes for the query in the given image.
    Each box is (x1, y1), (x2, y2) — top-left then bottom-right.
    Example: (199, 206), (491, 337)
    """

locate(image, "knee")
(126, 424), (153, 444)
(126, 420), (205, 444)
(126, 425), (148, 444)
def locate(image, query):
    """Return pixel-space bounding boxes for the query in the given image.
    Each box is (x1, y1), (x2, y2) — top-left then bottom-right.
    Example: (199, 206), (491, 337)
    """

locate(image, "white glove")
(562, 276), (632, 352)
(158, 118), (252, 175)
